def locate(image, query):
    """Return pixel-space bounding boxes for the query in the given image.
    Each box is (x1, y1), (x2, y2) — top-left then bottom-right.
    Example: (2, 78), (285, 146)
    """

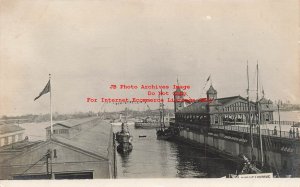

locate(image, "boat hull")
(116, 132), (132, 144)
(134, 122), (161, 129)
(156, 128), (173, 140)
(117, 142), (133, 153)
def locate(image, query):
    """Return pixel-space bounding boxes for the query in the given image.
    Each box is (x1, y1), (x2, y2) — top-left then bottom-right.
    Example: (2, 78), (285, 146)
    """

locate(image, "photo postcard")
(0, 0), (299, 186)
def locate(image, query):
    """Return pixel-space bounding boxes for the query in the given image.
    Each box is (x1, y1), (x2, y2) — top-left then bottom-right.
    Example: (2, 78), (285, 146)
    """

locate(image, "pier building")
(45, 117), (100, 139)
(0, 118), (116, 179)
(175, 85), (274, 127)
(0, 124), (25, 147)
(171, 85), (300, 177)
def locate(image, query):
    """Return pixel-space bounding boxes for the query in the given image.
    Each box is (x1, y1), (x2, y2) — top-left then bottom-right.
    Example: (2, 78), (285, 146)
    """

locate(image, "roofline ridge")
(51, 137), (108, 160)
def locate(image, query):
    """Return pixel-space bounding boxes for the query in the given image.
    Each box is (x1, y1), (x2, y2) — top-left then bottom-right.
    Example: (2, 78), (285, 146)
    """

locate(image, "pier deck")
(211, 123), (300, 140)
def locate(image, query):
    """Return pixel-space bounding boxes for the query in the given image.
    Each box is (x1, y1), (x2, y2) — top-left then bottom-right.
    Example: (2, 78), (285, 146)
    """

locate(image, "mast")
(162, 97), (165, 128)
(159, 90), (162, 130)
(161, 89), (164, 128)
(277, 104), (282, 138)
(257, 63), (264, 167)
(247, 62), (254, 160)
(125, 107), (128, 123)
(160, 89), (165, 129)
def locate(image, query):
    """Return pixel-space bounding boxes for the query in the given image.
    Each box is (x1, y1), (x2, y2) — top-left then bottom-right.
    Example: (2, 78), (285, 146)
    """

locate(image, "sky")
(0, 0), (299, 116)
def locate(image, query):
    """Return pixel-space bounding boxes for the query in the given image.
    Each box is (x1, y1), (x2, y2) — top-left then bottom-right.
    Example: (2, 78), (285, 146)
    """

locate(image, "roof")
(177, 95), (258, 114)
(0, 124), (24, 135)
(2, 119), (112, 164)
(45, 117), (99, 129)
(259, 97), (273, 104)
(0, 140), (43, 151)
(0, 140), (44, 164)
(53, 119), (112, 159)
(216, 96), (243, 105)
(207, 85), (217, 94)
(174, 87), (182, 93)
(177, 101), (208, 114)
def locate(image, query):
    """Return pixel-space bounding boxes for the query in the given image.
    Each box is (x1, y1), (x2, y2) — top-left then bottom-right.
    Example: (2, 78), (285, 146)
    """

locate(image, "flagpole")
(49, 74), (53, 137)
(49, 74), (55, 179)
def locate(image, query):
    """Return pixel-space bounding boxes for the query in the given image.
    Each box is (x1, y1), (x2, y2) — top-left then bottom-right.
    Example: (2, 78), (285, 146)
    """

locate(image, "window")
(215, 115), (219, 124)
(265, 113), (269, 121)
(18, 134), (22, 141)
(0, 138), (4, 146)
(54, 172), (93, 179)
(59, 129), (67, 134)
(4, 137), (8, 145)
(53, 149), (57, 158)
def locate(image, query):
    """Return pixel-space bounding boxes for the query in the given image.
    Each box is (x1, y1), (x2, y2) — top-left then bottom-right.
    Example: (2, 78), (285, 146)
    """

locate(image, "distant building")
(175, 84), (275, 126)
(0, 124), (25, 147)
(0, 118), (116, 179)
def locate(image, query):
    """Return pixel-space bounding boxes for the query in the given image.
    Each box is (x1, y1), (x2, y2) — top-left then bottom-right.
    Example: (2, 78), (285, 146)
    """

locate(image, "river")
(113, 125), (237, 178)
(113, 111), (299, 178)
(17, 111), (299, 178)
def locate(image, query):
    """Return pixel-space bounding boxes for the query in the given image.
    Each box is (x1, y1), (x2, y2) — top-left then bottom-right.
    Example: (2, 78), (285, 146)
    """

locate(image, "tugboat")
(116, 109), (133, 153)
(156, 91), (173, 140)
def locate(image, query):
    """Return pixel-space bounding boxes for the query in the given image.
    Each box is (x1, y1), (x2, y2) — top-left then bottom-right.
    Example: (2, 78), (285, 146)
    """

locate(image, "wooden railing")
(269, 120), (300, 126)
(211, 125), (300, 140)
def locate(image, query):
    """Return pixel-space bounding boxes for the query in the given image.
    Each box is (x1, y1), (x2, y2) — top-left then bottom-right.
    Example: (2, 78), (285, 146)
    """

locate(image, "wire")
(20, 153), (48, 175)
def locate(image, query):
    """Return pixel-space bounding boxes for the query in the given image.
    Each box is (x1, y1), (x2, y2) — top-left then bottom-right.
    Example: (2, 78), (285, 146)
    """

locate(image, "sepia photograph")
(0, 0), (299, 185)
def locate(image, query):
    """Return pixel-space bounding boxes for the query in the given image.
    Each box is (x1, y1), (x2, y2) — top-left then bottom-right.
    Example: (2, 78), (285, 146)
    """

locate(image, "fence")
(211, 125), (300, 140)
(269, 120), (300, 126)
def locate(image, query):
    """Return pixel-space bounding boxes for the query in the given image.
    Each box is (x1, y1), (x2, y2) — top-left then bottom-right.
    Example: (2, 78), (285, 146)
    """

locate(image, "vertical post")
(125, 107), (127, 123)
(234, 113), (236, 125)
(257, 63), (264, 167)
(112, 133), (117, 178)
(247, 62), (254, 160)
(50, 149), (55, 179)
(278, 104), (281, 138)
(49, 74), (54, 179)
(160, 89), (165, 128)
(46, 153), (49, 175)
(159, 92), (162, 130)
(256, 63), (259, 103)
(49, 74), (53, 136)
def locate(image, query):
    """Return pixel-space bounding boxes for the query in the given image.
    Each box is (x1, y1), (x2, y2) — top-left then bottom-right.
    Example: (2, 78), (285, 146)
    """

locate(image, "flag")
(206, 75), (211, 82)
(34, 80), (51, 101)
(202, 75), (211, 92)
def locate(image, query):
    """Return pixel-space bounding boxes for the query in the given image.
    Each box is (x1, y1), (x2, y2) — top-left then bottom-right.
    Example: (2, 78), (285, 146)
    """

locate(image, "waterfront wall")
(176, 128), (300, 176)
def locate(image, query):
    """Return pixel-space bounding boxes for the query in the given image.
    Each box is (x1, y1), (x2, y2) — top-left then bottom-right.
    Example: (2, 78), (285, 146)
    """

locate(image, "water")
(19, 121), (63, 141)
(273, 111), (300, 122)
(114, 125), (237, 178)
(17, 111), (299, 178)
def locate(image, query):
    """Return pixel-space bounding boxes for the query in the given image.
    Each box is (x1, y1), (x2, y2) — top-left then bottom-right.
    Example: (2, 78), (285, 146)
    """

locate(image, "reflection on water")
(114, 125), (237, 178)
